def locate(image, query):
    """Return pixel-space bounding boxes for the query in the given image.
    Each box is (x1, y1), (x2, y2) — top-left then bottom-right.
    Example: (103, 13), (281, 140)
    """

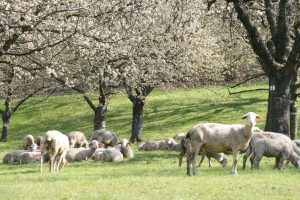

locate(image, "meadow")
(0, 82), (299, 200)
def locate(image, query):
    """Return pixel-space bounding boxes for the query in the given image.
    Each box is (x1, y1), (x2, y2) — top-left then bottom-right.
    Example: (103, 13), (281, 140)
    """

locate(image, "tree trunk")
(265, 76), (291, 136)
(130, 98), (144, 143)
(289, 74), (298, 140)
(93, 102), (108, 131)
(0, 115), (10, 142)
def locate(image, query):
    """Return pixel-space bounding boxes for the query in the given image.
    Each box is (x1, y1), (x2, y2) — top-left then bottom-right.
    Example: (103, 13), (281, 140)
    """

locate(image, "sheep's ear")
(241, 114), (248, 119)
(256, 115), (263, 120)
(46, 137), (51, 142)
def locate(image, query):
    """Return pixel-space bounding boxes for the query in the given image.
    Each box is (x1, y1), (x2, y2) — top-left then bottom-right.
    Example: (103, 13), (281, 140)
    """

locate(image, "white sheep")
(90, 129), (119, 147)
(65, 147), (86, 162)
(75, 140), (99, 161)
(173, 133), (186, 140)
(17, 151), (42, 164)
(186, 112), (262, 176)
(22, 134), (34, 150)
(97, 148), (124, 162)
(138, 138), (177, 151)
(242, 130), (300, 169)
(118, 139), (134, 159)
(3, 143), (38, 164)
(67, 131), (89, 148)
(40, 130), (69, 172)
(250, 138), (300, 169)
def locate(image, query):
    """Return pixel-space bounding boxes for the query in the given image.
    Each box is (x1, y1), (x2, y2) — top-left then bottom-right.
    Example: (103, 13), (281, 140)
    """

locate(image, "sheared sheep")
(138, 138), (177, 151)
(40, 130), (69, 172)
(185, 112), (262, 176)
(65, 147), (86, 162)
(75, 140), (99, 161)
(250, 138), (300, 169)
(97, 148), (124, 162)
(90, 129), (119, 147)
(22, 134), (34, 150)
(243, 131), (300, 169)
(67, 131), (89, 148)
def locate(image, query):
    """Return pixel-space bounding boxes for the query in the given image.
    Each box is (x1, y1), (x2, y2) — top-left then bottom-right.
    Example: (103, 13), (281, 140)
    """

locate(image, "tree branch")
(227, 88), (268, 95)
(228, 73), (266, 88)
(83, 95), (96, 111)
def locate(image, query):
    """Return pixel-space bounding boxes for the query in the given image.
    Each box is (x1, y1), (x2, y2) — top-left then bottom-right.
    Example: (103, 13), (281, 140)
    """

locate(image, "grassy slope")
(0, 83), (299, 200)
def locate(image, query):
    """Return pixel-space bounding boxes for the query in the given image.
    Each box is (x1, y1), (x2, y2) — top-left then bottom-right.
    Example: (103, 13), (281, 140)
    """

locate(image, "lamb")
(185, 112), (262, 176)
(138, 138), (177, 151)
(178, 137), (228, 168)
(67, 131), (89, 148)
(90, 129), (119, 147)
(22, 134), (34, 150)
(40, 130), (69, 172)
(242, 131), (300, 169)
(250, 138), (300, 169)
(75, 140), (99, 161)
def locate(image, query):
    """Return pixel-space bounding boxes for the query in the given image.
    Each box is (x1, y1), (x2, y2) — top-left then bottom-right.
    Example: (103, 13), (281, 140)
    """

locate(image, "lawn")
(0, 82), (299, 200)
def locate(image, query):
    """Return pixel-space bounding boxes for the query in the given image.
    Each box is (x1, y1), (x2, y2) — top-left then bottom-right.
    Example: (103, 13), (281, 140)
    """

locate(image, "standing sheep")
(40, 130), (69, 172)
(67, 131), (89, 148)
(90, 129), (119, 147)
(250, 138), (300, 169)
(186, 112), (262, 176)
(22, 134), (34, 150)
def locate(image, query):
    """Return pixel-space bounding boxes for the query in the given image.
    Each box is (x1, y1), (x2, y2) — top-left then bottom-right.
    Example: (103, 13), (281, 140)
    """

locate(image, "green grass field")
(0, 83), (300, 200)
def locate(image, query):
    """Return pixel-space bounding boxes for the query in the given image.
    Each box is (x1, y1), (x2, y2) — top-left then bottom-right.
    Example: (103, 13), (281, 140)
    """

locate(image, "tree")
(209, 0), (300, 136)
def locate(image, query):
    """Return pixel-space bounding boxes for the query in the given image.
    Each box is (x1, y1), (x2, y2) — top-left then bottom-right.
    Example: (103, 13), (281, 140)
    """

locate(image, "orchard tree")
(208, 0), (300, 136)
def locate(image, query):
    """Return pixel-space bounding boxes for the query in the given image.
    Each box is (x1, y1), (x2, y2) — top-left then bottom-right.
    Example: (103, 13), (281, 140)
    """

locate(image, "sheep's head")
(241, 112), (263, 126)
(220, 154), (228, 167)
(89, 140), (99, 149)
(27, 143), (38, 152)
(119, 139), (131, 149)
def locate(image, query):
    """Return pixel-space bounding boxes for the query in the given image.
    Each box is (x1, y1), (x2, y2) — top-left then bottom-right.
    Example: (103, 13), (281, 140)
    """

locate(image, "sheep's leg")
(191, 152), (197, 176)
(179, 153), (183, 167)
(277, 157), (285, 169)
(208, 157), (211, 167)
(242, 146), (252, 170)
(49, 157), (54, 172)
(230, 148), (239, 175)
(186, 152), (192, 176)
(252, 154), (262, 169)
(273, 157), (280, 169)
(198, 151), (206, 167)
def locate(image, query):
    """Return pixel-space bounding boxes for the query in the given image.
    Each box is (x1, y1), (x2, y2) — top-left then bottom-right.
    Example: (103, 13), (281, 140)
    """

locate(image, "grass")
(0, 82), (300, 200)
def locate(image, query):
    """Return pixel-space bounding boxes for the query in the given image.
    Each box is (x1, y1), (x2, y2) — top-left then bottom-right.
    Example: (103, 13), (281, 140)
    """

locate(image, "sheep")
(65, 147), (86, 162)
(34, 136), (43, 146)
(185, 112), (262, 176)
(242, 131), (300, 169)
(138, 138), (177, 151)
(118, 139), (135, 159)
(22, 134), (34, 150)
(40, 130), (69, 172)
(173, 133), (185, 140)
(96, 148), (124, 162)
(250, 138), (300, 169)
(178, 137), (228, 168)
(3, 144), (38, 164)
(67, 131), (89, 148)
(17, 151), (42, 164)
(293, 140), (300, 147)
(75, 140), (99, 161)
(90, 129), (119, 147)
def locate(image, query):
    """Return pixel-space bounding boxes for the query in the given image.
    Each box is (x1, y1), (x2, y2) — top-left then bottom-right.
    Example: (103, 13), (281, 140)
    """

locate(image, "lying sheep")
(138, 138), (177, 151)
(3, 144), (38, 164)
(186, 112), (262, 176)
(118, 139), (134, 159)
(22, 134), (34, 150)
(90, 129), (119, 147)
(243, 130), (300, 169)
(17, 151), (42, 164)
(250, 138), (300, 169)
(97, 148), (124, 162)
(67, 131), (89, 148)
(65, 147), (86, 162)
(40, 130), (69, 172)
(75, 140), (99, 161)
(173, 133), (185, 140)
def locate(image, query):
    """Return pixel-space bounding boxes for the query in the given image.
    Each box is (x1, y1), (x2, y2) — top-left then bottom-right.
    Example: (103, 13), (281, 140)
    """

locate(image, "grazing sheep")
(242, 131), (300, 169)
(90, 129), (119, 147)
(22, 134), (34, 150)
(185, 112), (262, 176)
(75, 140), (99, 161)
(138, 138), (177, 151)
(40, 130), (69, 172)
(250, 138), (300, 169)
(97, 148), (124, 162)
(67, 131), (89, 148)
(178, 137), (227, 168)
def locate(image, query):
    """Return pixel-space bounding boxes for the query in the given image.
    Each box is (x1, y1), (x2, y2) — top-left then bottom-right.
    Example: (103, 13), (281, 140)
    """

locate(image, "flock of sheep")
(2, 111), (300, 175)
